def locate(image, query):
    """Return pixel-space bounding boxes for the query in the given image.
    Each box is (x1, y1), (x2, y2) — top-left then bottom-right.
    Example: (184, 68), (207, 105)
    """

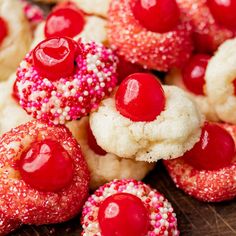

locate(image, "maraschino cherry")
(19, 139), (74, 192)
(132, 0), (180, 33)
(12, 80), (19, 102)
(117, 56), (145, 84)
(45, 4), (85, 38)
(182, 54), (211, 95)
(193, 33), (215, 54)
(116, 73), (165, 122)
(33, 37), (78, 80)
(87, 125), (107, 155)
(208, 0), (236, 31)
(183, 122), (235, 171)
(98, 193), (149, 236)
(0, 17), (7, 45)
(233, 79), (236, 95)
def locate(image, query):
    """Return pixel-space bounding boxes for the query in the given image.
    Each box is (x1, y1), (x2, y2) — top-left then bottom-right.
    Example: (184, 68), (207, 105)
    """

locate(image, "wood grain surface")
(10, 163), (236, 236)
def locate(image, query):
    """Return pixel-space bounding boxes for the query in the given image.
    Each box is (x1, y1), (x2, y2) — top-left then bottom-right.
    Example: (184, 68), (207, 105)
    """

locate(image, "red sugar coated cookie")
(81, 179), (179, 236)
(107, 0), (193, 71)
(0, 212), (21, 236)
(164, 124), (236, 202)
(177, 0), (235, 53)
(15, 39), (118, 125)
(0, 120), (89, 225)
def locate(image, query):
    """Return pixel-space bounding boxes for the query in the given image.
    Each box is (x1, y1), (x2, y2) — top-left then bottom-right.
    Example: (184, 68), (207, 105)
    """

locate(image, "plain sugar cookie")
(67, 117), (154, 189)
(90, 74), (204, 162)
(205, 38), (236, 124)
(0, 0), (32, 81)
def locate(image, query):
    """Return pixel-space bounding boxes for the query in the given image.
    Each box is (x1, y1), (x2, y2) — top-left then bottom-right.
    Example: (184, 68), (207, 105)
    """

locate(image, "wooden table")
(10, 163), (236, 236)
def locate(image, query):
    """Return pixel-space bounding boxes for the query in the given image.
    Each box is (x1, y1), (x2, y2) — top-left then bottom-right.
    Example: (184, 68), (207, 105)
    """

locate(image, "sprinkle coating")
(0, 120), (89, 224)
(177, 0), (235, 52)
(0, 211), (21, 236)
(164, 123), (236, 202)
(81, 179), (179, 236)
(107, 0), (193, 71)
(16, 39), (118, 125)
(21, 0), (44, 25)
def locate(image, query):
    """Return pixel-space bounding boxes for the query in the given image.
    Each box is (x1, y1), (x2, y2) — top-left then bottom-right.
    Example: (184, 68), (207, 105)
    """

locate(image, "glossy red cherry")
(117, 56), (145, 84)
(233, 79), (236, 95)
(183, 122), (235, 171)
(193, 32), (215, 54)
(19, 139), (74, 192)
(33, 37), (78, 80)
(208, 0), (236, 30)
(116, 73), (165, 122)
(132, 0), (180, 33)
(12, 80), (19, 102)
(98, 193), (149, 236)
(0, 17), (8, 45)
(45, 6), (85, 38)
(87, 124), (107, 156)
(182, 54), (211, 95)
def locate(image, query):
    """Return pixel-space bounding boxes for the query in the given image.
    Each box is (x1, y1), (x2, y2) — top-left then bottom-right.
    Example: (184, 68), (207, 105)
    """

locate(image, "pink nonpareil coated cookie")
(21, 0), (44, 26)
(81, 179), (179, 236)
(15, 37), (118, 125)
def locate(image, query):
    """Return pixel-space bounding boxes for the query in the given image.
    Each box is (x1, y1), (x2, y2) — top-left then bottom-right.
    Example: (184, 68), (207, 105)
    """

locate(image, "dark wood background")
(9, 1), (236, 235)
(10, 163), (236, 236)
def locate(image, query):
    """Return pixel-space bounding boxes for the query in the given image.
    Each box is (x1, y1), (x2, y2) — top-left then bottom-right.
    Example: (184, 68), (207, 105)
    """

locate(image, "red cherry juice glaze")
(98, 193), (149, 236)
(132, 0), (180, 33)
(207, 0), (236, 31)
(45, 5), (85, 38)
(116, 73), (165, 122)
(117, 56), (145, 84)
(183, 122), (235, 171)
(182, 54), (211, 95)
(87, 124), (107, 156)
(19, 139), (74, 192)
(0, 17), (7, 45)
(33, 37), (78, 80)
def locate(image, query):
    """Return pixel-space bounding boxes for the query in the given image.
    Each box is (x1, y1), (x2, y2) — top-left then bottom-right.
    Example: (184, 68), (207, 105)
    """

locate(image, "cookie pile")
(1, 0), (236, 235)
